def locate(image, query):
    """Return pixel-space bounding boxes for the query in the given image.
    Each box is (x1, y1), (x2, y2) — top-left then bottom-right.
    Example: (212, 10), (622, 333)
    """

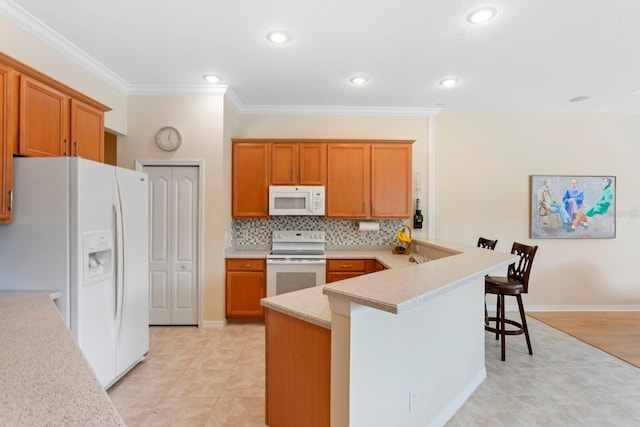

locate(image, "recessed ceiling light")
(439, 79), (459, 88)
(569, 96), (590, 103)
(267, 31), (291, 44)
(350, 76), (369, 86)
(467, 7), (497, 24)
(203, 74), (222, 83)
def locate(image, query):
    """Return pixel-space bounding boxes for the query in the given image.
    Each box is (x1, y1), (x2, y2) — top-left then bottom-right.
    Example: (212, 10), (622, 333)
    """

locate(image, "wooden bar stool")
(485, 242), (538, 361)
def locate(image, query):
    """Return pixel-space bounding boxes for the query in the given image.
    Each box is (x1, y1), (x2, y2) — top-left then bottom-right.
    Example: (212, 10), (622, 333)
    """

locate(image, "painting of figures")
(531, 175), (615, 239)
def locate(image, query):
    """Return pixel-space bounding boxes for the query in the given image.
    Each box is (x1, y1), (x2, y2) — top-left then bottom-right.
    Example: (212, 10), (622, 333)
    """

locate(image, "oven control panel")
(272, 230), (326, 243)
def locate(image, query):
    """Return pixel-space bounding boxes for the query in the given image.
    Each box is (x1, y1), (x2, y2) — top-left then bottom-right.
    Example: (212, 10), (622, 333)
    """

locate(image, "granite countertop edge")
(0, 292), (124, 426)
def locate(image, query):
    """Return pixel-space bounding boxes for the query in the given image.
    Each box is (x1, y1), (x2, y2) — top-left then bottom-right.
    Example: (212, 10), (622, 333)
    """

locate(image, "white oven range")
(266, 230), (326, 297)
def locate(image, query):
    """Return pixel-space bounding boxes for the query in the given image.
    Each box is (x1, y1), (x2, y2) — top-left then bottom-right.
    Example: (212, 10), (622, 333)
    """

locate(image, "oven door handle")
(267, 259), (326, 265)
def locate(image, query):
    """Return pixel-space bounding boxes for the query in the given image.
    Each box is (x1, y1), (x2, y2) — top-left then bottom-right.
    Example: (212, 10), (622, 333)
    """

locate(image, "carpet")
(527, 311), (640, 369)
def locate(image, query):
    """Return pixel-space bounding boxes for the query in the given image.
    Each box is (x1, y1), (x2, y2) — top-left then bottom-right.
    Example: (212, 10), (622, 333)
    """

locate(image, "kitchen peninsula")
(260, 238), (517, 427)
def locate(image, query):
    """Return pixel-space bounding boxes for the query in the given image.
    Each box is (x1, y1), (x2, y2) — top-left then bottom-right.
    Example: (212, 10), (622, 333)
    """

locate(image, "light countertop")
(0, 292), (124, 426)
(256, 238), (517, 329)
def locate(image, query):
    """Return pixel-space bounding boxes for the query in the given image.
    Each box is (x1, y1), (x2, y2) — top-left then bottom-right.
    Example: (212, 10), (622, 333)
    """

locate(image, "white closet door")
(146, 166), (199, 325)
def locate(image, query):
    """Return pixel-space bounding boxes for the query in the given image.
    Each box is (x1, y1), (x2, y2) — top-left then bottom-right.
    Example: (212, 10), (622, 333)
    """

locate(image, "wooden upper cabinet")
(70, 99), (104, 162)
(232, 138), (413, 220)
(370, 143), (412, 218)
(271, 143), (297, 185)
(0, 64), (14, 224)
(0, 53), (110, 163)
(19, 75), (68, 157)
(232, 141), (270, 218)
(326, 144), (369, 218)
(298, 143), (326, 185)
(271, 142), (326, 185)
(327, 141), (413, 219)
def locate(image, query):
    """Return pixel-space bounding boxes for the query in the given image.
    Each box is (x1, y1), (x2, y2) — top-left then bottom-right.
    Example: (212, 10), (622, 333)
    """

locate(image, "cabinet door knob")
(64, 139), (68, 156)
(341, 264), (352, 269)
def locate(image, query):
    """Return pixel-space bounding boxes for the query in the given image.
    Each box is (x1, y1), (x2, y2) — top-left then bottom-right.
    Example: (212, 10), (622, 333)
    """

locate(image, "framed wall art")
(530, 175), (616, 239)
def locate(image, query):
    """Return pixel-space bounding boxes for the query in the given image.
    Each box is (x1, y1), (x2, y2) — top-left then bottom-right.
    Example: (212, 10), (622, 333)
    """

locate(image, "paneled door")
(145, 165), (199, 325)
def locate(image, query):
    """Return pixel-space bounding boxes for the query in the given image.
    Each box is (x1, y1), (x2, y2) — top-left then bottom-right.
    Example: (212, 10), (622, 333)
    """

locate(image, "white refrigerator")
(0, 157), (149, 388)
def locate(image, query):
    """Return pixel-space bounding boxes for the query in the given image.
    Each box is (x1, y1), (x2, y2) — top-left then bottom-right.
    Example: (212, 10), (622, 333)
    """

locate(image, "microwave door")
(271, 190), (311, 215)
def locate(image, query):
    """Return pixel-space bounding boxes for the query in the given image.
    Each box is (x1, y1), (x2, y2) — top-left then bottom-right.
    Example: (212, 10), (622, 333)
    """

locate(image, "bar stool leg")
(516, 295), (533, 355)
(494, 295), (501, 340)
(484, 297), (489, 326)
(500, 294), (506, 361)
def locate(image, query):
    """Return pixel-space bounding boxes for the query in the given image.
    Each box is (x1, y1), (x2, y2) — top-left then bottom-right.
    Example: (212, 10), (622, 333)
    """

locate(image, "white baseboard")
(429, 367), (486, 427)
(487, 304), (640, 312)
(200, 319), (226, 328)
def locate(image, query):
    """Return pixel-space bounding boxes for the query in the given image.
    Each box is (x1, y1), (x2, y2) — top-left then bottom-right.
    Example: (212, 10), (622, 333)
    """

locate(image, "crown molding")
(128, 84), (229, 96)
(233, 104), (441, 117)
(0, 0), (130, 93)
(224, 87), (243, 112)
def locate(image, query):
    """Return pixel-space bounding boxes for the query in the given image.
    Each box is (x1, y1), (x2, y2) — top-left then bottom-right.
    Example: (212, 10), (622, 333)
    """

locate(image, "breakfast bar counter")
(260, 239), (515, 328)
(260, 238), (517, 427)
(0, 292), (124, 426)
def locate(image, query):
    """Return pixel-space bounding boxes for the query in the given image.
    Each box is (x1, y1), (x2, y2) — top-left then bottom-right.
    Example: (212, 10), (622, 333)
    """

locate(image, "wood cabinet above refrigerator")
(0, 52), (111, 225)
(19, 75), (105, 162)
(0, 63), (14, 224)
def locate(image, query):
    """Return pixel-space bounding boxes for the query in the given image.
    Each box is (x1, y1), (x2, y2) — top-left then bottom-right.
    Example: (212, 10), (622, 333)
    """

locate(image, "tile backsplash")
(232, 218), (406, 246)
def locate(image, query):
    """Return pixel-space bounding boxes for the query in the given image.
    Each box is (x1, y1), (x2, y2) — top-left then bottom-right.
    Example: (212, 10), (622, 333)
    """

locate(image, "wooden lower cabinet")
(225, 259), (266, 318)
(265, 308), (330, 427)
(326, 259), (366, 283)
(326, 258), (385, 283)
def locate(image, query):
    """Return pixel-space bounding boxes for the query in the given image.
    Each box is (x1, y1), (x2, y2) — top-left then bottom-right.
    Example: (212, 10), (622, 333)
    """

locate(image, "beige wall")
(222, 99), (241, 249)
(117, 95), (227, 324)
(0, 15), (128, 133)
(435, 111), (640, 308)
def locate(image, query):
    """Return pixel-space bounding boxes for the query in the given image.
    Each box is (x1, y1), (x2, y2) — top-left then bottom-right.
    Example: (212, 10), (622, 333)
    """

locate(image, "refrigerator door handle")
(113, 177), (126, 340)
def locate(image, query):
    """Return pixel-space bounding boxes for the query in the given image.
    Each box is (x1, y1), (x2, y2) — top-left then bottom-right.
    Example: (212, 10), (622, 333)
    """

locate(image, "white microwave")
(269, 186), (325, 216)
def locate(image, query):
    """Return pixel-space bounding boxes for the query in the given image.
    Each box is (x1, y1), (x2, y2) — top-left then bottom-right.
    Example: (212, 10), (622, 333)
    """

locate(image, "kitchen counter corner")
(0, 292), (125, 426)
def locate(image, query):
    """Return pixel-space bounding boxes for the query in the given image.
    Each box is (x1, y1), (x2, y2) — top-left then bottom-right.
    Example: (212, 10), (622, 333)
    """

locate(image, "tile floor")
(108, 316), (640, 426)
(108, 323), (266, 426)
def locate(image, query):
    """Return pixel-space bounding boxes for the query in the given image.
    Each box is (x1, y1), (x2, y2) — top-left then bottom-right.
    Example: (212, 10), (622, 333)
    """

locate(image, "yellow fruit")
(397, 229), (412, 244)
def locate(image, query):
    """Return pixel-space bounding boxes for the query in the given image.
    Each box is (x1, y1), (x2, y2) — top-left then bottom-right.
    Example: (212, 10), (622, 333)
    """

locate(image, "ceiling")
(4, 0), (640, 114)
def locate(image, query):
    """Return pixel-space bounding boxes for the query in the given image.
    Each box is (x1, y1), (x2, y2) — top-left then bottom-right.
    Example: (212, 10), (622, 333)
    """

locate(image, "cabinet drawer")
(226, 259), (265, 271)
(327, 259), (366, 272)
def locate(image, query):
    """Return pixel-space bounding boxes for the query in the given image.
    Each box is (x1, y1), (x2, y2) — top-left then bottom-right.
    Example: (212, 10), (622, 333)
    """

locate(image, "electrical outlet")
(415, 245), (420, 253)
(409, 388), (417, 413)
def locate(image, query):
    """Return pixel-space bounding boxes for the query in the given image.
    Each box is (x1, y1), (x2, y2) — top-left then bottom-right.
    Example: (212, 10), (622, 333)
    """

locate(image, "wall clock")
(155, 126), (182, 152)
